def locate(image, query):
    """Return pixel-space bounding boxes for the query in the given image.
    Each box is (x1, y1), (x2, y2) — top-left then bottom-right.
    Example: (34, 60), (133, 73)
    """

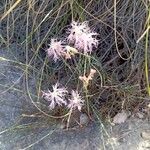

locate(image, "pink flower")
(75, 32), (98, 53)
(68, 90), (84, 111)
(42, 83), (68, 109)
(67, 21), (90, 42)
(67, 21), (98, 54)
(47, 39), (65, 62)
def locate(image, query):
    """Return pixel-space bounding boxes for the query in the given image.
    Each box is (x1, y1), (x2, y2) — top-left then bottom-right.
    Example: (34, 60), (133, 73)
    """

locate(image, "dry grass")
(0, 0), (150, 149)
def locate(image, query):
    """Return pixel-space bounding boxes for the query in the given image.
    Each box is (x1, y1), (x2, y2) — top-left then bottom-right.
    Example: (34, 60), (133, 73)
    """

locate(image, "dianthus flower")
(67, 90), (84, 111)
(67, 21), (98, 54)
(47, 39), (65, 62)
(42, 83), (68, 109)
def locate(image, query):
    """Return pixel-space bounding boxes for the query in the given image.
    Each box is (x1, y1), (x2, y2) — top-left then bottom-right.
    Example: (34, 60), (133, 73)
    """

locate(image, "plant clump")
(42, 21), (98, 127)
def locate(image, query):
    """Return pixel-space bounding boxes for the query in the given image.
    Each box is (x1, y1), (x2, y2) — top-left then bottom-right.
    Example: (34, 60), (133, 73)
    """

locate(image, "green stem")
(145, 9), (150, 96)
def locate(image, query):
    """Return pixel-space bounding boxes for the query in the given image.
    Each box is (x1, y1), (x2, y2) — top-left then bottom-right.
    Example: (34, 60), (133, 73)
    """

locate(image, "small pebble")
(80, 113), (89, 126)
(57, 122), (66, 129)
(141, 130), (150, 140)
(113, 111), (128, 124)
(136, 112), (145, 119)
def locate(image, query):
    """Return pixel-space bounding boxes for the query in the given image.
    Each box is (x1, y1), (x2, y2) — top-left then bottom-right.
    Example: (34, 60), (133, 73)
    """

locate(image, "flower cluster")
(42, 83), (84, 111)
(42, 21), (98, 121)
(46, 21), (98, 61)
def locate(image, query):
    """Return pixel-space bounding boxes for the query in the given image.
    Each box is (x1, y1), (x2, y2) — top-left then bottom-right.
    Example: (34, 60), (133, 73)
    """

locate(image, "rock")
(113, 111), (128, 124)
(57, 122), (66, 129)
(79, 113), (89, 126)
(1, 46), (150, 150)
(141, 130), (150, 140)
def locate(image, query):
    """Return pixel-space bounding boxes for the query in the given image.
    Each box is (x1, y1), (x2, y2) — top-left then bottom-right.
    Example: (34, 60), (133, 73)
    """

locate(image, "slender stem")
(145, 9), (150, 96)
(67, 108), (73, 129)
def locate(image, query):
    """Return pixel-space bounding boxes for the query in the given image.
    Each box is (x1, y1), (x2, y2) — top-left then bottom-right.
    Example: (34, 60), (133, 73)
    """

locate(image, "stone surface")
(0, 46), (150, 150)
